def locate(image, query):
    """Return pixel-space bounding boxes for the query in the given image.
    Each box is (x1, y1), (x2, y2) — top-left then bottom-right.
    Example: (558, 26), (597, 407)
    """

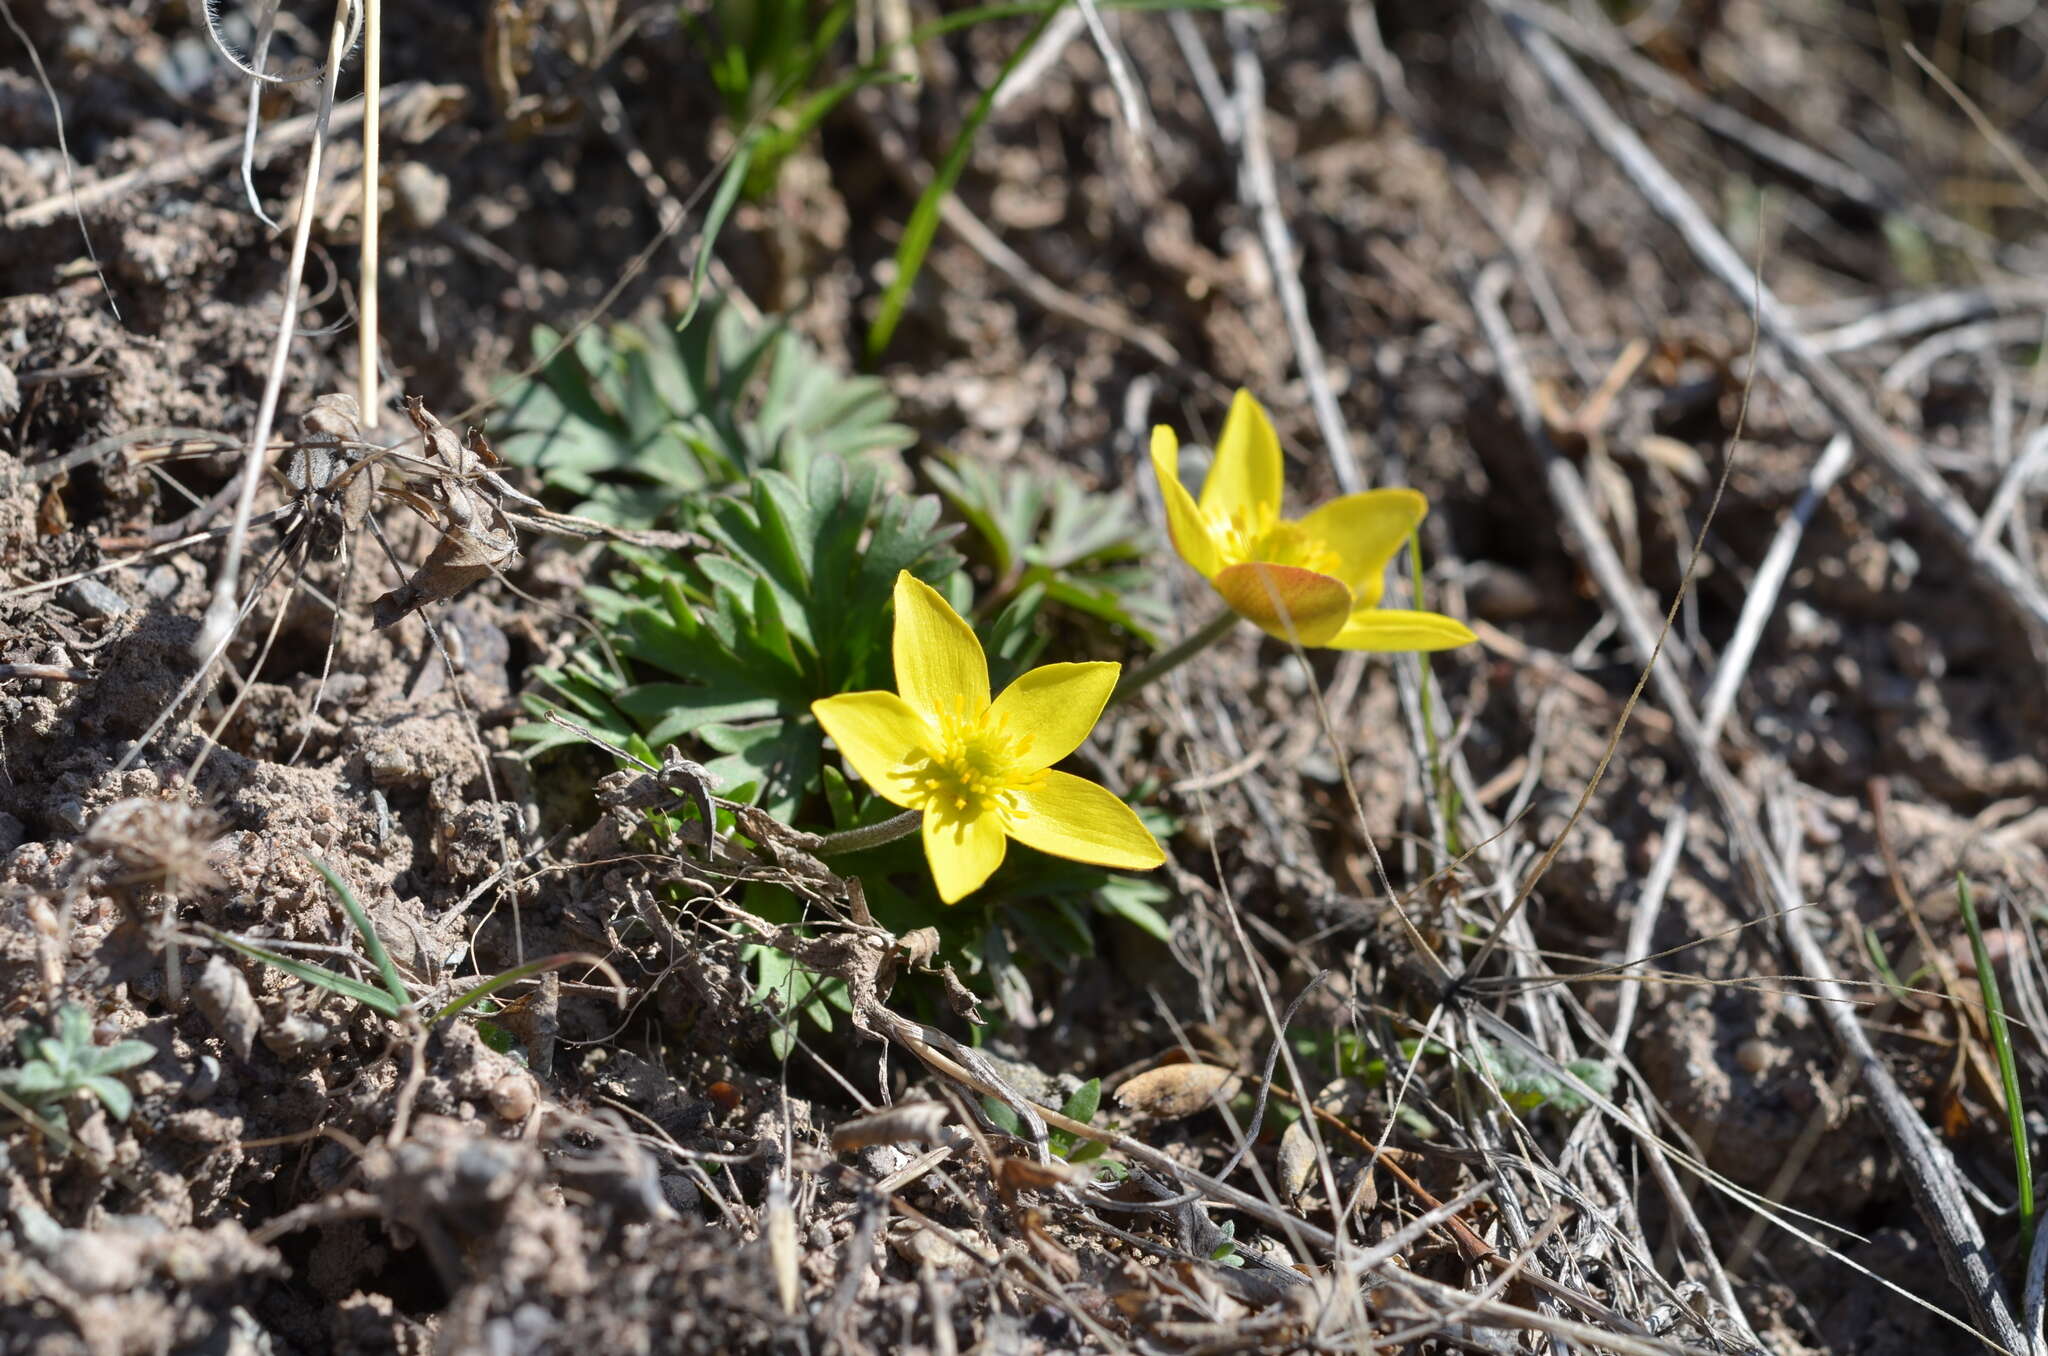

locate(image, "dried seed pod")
(1113, 1062), (1242, 1120)
(1280, 1077), (1380, 1203)
(82, 797), (224, 902)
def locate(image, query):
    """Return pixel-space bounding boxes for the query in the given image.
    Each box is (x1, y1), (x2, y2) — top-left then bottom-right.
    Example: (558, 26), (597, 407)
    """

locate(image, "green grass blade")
(865, 5), (1064, 362)
(433, 952), (624, 1025)
(309, 857), (412, 1009)
(203, 929), (404, 1018)
(677, 140), (756, 335)
(1957, 874), (2034, 1250)
(1407, 531), (1462, 854)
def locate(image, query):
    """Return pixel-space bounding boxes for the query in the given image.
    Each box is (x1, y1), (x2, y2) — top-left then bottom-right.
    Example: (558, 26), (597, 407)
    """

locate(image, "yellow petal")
(988, 662), (1119, 771)
(1211, 562), (1351, 645)
(923, 807), (1007, 903)
(1197, 389), (1284, 524)
(810, 691), (931, 809)
(1007, 771), (1166, 871)
(891, 571), (989, 718)
(1324, 608), (1477, 652)
(1150, 425), (1222, 578)
(1297, 489), (1428, 607)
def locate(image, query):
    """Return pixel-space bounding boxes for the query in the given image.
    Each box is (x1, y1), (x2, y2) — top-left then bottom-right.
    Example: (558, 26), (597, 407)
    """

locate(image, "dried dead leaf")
(765, 1177), (799, 1315)
(1635, 433), (1709, 484)
(1113, 1062), (1241, 1119)
(1277, 1119), (1318, 1200)
(831, 1102), (951, 1152)
(993, 1155), (1094, 1194)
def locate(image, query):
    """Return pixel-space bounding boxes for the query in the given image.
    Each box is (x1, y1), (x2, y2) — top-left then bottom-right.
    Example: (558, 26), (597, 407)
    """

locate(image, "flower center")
(895, 698), (1045, 826)
(1207, 505), (1343, 577)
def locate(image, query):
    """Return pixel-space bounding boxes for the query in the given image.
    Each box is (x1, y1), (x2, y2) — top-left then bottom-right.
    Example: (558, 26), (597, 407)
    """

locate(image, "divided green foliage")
(926, 454), (1171, 646)
(503, 291), (1183, 1033)
(493, 301), (912, 527)
(0, 1004), (154, 1138)
(1464, 1040), (1613, 1116)
(1208, 1219), (1245, 1266)
(518, 455), (965, 817)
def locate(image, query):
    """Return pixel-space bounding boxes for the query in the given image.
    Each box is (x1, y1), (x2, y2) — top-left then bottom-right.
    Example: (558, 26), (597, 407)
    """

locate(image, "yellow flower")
(1151, 390), (1477, 651)
(811, 573), (1167, 903)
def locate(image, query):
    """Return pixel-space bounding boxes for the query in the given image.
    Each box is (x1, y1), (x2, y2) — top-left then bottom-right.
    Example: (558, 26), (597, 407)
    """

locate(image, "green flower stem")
(813, 808), (924, 856)
(1112, 608), (1240, 704)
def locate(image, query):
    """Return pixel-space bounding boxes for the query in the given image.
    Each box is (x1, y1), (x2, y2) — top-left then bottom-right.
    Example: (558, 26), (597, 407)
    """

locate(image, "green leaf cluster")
(493, 301), (912, 527)
(502, 292), (1181, 1030)
(927, 455), (1171, 647)
(0, 1004), (154, 1135)
(1465, 1040), (1613, 1116)
(518, 455), (965, 817)
(979, 1078), (1122, 1179)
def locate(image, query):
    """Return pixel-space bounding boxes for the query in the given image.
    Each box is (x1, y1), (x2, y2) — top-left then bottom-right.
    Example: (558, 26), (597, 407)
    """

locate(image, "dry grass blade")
(1474, 252), (2026, 1350)
(193, 0), (355, 663)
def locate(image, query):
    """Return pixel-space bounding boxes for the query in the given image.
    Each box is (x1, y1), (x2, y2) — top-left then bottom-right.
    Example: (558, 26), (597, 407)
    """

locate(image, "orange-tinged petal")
(1007, 771), (1166, 871)
(923, 807), (1007, 903)
(891, 572), (989, 719)
(1297, 489), (1428, 607)
(1211, 562), (1351, 645)
(987, 662), (1119, 771)
(1197, 389), (1284, 524)
(1324, 608), (1477, 652)
(1150, 425), (1223, 578)
(810, 691), (930, 809)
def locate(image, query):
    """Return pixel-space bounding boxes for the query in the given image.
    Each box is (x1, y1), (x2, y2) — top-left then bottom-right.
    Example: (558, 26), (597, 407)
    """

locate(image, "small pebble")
(182, 1054), (221, 1103)
(59, 578), (129, 621)
(489, 1072), (536, 1123)
(49, 798), (89, 835)
(260, 1014), (334, 1059)
(1733, 1038), (1776, 1076)
(392, 162), (451, 231)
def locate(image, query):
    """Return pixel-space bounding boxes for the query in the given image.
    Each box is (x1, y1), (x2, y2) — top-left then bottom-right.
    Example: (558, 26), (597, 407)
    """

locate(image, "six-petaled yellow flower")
(812, 573), (1166, 903)
(1151, 390), (1476, 651)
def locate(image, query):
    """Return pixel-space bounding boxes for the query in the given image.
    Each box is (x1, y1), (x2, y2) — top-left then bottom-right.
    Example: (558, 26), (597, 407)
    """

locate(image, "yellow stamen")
(1207, 503), (1342, 577)
(894, 702), (1048, 829)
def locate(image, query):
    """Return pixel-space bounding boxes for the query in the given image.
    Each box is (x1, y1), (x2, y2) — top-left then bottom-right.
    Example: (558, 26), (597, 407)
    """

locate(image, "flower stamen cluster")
(897, 700), (1047, 823)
